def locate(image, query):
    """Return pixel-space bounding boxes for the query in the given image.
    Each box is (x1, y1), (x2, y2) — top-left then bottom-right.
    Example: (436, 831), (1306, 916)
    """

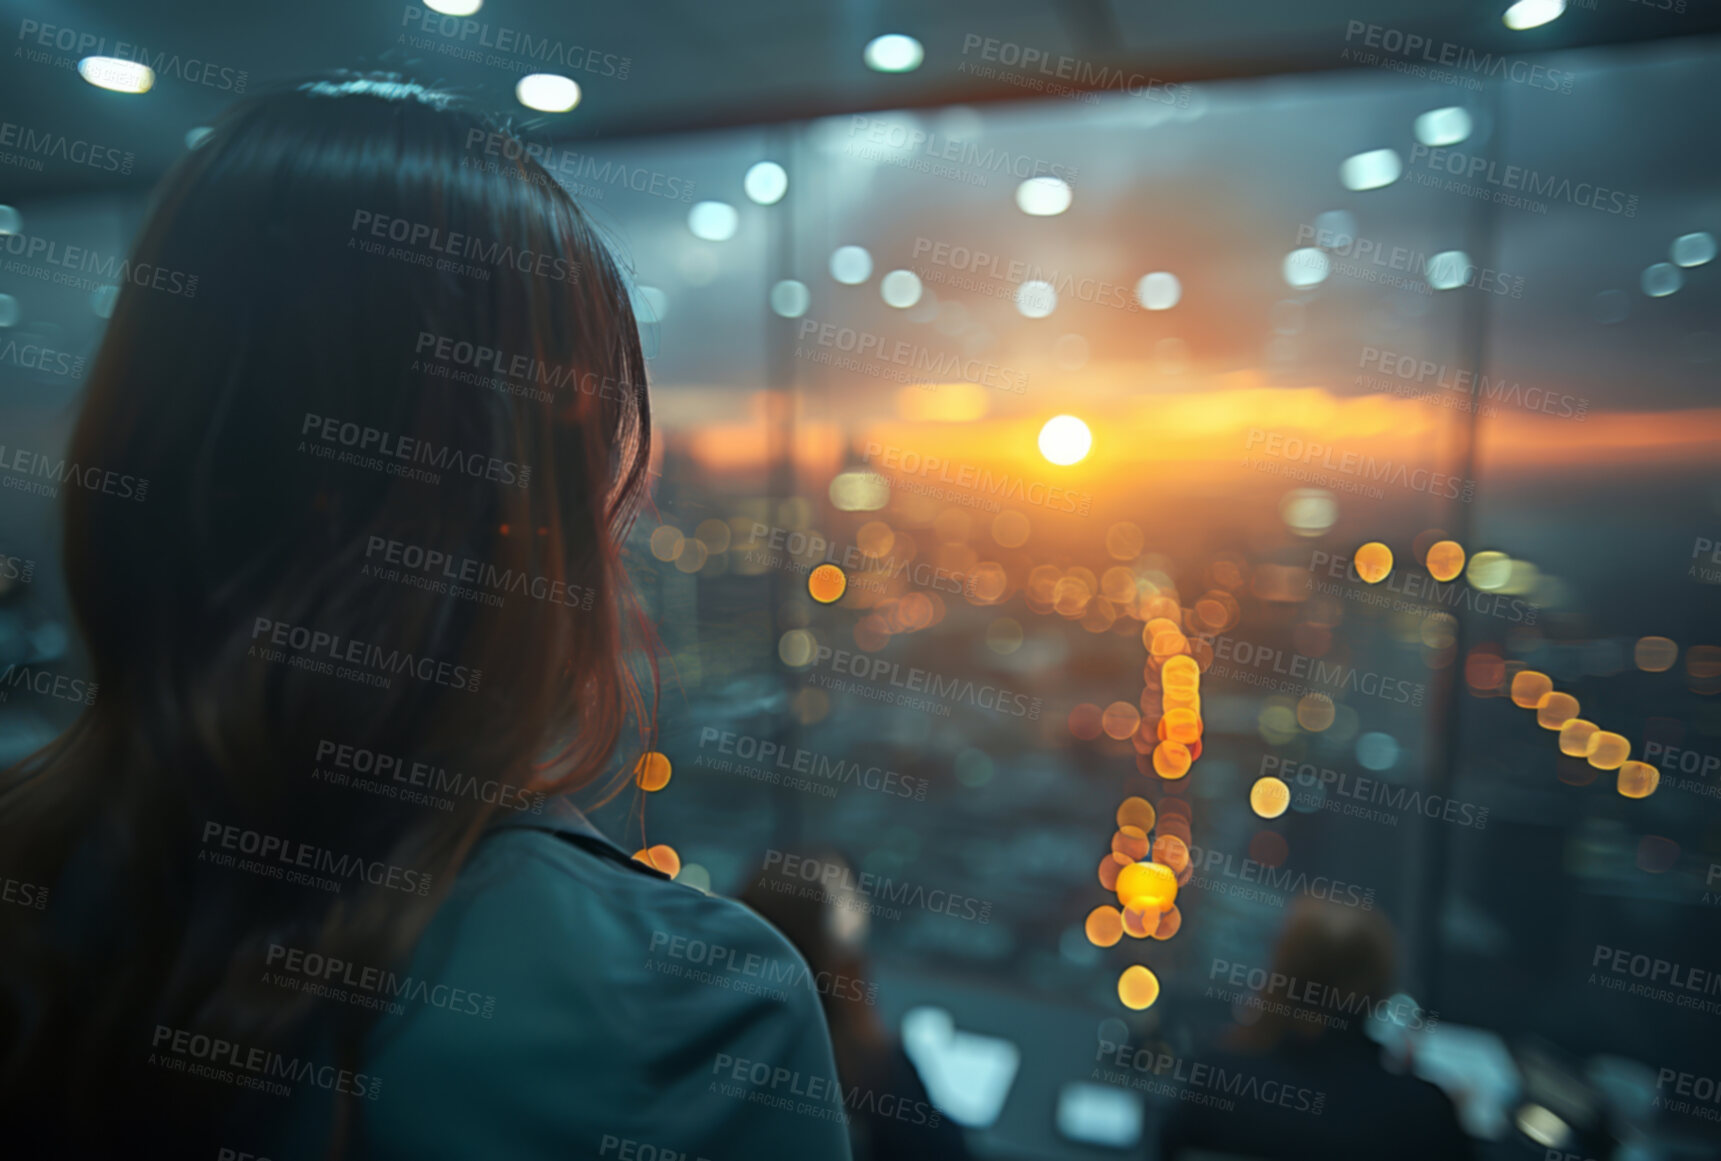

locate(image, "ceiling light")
(1503, 0), (1566, 30)
(515, 74), (580, 113)
(78, 57), (154, 93)
(864, 34), (924, 73)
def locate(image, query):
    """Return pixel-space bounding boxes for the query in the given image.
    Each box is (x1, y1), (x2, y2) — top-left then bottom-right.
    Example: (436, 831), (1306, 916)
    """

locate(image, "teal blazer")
(281, 801), (855, 1160)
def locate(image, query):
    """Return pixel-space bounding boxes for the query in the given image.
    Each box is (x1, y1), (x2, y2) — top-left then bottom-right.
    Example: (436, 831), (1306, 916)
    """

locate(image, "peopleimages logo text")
(200, 820), (433, 896)
(1407, 146), (1637, 217)
(845, 115), (1077, 186)
(314, 739), (544, 814)
(0, 120), (133, 173)
(1210, 634), (1425, 707)
(1266, 754), (1489, 829)
(1245, 428), (1475, 503)
(462, 130), (694, 202)
(744, 522), (973, 596)
(1308, 548), (1536, 624)
(697, 728), (929, 800)
(810, 645), (1043, 719)
(763, 851), (993, 924)
(400, 7), (630, 79)
(0, 443), (147, 503)
(1590, 945), (1721, 1016)
(248, 617), (482, 693)
(348, 210), (579, 284)
(862, 442), (1091, 518)
(795, 317), (1029, 395)
(1184, 844), (1377, 910)
(1094, 1040), (1325, 1113)
(16, 20), (248, 91)
(1341, 20), (1574, 92)
(150, 1026), (378, 1099)
(299, 412), (531, 489)
(0, 232), (198, 297)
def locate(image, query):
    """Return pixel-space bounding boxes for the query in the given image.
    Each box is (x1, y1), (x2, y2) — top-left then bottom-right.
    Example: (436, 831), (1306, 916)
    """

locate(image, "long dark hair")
(0, 73), (654, 1151)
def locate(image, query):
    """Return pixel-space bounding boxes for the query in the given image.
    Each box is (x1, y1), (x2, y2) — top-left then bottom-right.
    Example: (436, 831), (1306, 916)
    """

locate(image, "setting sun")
(1038, 415), (1093, 465)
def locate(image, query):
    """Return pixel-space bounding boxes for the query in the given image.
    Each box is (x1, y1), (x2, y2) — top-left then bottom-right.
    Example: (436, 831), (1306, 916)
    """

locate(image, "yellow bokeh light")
(828, 469), (891, 511)
(1153, 740), (1192, 779)
(649, 525), (685, 562)
(695, 518), (733, 553)
(1510, 670), (1552, 709)
(855, 521), (895, 558)
(1116, 861), (1178, 911)
(1111, 825), (1150, 862)
(1106, 522), (1144, 561)
(1536, 691), (1579, 730)
(1467, 550), (1512, 591)
(1163, 655), (1200, 688)
(808, 564), (847, 603)
(1354, 542), (1394, 584)
(1634, 636), (1678, 672)
(1296, 693), (1336, 732)
(1250, 776), (1291, 819)
(1102, 701), (1143, 741)
(1116, 796), (1157, 832)
(777, 629), (818, 667)
(1617, 760), (1659, 799)
(1425, 540), (1466, 582)
(1121, 904), (1154, 939)
(634, 844), (681, 877)
(1118, 965), (1160, 1010)
(1163, 690), (1201, 715)
(1151, 834), (1189, 874)
(1038, 414), (1093, 465)
(1163, 708), (1202, 744)
(1556, 719), (1599, 758)
(992, 510), (1031, 548)
(1085, 905), (1124, 948)
(1152, 905), (1182, 940)
(1587, 731), (1629, 770)
(634, 751), (673, 792)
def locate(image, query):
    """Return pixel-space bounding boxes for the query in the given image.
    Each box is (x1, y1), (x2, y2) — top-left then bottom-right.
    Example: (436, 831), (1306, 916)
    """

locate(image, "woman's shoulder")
(449, 818), (801, 976)
(350, 816), (851, 1160)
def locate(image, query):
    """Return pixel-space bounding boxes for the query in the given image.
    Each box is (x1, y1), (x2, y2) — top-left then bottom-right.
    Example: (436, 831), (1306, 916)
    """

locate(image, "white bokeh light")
(515, 74), (580, 112)
(880, 270), (923, 309)
(1642, 263), (1683, 298)
(743, 161), (788, 205)
(1426, 251), (1473, 291)
(78, 57), (154, 93)
(1016, 280), (1057, 318)
(1283, 249), (1330, 288)
(863, 34), (924, 73)
(770, 280), (810, 318)
(1340, 149), (1402, 191)
(1504, 0), (1566, 30)
(1414, 107), (1473, 147)
(687, 201), (739, 242)
(1015, 177), (1072, 216)
(1135, 272), (1181, 311)
(1672, 232), (1716, 268)
(830, 245), (873, 285)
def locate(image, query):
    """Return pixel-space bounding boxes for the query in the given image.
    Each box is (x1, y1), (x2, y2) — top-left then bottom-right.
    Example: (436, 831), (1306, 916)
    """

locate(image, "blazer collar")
(486, 796), (668, 878)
